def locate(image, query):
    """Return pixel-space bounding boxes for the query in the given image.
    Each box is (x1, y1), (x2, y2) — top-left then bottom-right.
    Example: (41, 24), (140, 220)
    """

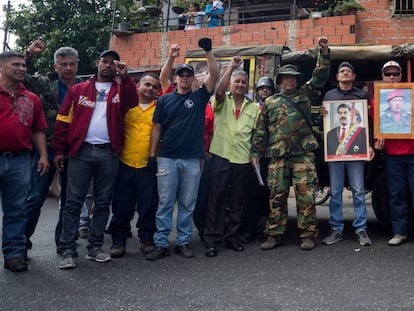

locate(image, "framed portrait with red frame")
(323, 99), (370, 162)
(373, 82), (414, 139)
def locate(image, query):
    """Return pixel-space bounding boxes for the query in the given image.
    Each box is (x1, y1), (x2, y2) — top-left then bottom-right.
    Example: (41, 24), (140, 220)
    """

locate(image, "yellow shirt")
(120, 100), (156, 168)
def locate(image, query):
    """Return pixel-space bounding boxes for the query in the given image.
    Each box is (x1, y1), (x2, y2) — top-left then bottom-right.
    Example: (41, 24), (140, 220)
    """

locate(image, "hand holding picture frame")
(323, 99), (370, 162)
(373, 82), (414, 139)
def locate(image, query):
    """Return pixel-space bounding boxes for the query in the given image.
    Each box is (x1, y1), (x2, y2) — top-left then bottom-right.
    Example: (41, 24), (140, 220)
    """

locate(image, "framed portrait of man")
(374, 82), (414, 139)
(323, 99), (370, 162)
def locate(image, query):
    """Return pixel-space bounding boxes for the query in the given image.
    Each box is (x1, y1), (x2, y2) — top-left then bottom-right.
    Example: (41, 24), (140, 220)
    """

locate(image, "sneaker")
(140, 242), (155, 254)
(356, 230), (372, 246)
(145, 246), (170, 261)
(300, 238), (315, 250)
(260, 236), (280, 250)
(322, 230), (343, 245)
(85, 249), (112, 263)
(175, 244), (195, 258)
(78, 228), (88, 239)
(110, 245), (126, 258)
(388, 234), (407, 246)
(58, 253), (76, 269)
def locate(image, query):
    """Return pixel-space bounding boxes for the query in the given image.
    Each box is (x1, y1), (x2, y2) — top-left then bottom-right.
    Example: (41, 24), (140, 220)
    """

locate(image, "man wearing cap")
(380, 88), (411, 134)
(52, 50), (138, 269)
(145, 38), (219, 260)
(326, 102), (368, 157)
(251, 37), (330, 251)
(374, 60), (414, 246)
(321, 61), (374, 247)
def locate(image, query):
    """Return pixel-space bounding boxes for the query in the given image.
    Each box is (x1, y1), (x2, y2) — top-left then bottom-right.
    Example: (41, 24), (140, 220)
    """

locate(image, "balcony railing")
(113, 0), (301, 35)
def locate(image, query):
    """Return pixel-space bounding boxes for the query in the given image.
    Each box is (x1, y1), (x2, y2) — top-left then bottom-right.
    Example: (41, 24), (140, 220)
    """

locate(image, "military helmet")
(256, 76), (275, 91)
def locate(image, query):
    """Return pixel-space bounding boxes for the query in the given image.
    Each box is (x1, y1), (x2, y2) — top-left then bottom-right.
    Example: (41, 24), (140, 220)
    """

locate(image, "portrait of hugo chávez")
(379, 88), (412, 134)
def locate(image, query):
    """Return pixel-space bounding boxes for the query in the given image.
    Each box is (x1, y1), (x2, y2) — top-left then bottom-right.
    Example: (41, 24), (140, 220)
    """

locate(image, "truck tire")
(315, 186), (330, 205)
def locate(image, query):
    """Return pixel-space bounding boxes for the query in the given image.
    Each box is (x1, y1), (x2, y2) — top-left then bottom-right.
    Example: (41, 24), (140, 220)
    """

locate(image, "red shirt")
(0, 83), (47, 152)
(52, 75), (138, 157)
(204, 103), (214, 154)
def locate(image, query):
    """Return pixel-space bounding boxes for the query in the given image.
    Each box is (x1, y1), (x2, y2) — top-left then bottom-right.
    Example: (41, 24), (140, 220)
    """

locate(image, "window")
(394, 0), (414, 14)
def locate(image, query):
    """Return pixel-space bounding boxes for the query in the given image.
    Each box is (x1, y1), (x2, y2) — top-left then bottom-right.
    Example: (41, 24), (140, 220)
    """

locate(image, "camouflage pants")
(265, 152), (319, 238)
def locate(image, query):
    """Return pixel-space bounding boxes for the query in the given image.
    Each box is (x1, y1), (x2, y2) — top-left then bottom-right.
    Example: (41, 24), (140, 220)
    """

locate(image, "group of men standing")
(1, 35), (412, 272)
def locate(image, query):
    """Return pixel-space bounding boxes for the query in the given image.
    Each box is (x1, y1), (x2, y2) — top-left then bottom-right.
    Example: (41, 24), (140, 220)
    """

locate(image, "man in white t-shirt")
(52, 50), (138, 269)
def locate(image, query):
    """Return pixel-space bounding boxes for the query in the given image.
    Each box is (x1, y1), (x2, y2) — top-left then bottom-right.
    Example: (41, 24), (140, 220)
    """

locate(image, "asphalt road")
(1, 192), (414, 311)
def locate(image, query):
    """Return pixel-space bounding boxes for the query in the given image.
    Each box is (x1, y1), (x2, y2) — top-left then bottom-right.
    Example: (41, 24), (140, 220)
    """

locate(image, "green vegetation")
(8, 0), (113, 75)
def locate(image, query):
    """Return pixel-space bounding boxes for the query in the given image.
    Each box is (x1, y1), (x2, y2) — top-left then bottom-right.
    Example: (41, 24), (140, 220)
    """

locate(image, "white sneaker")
(388, 235), (407, 246)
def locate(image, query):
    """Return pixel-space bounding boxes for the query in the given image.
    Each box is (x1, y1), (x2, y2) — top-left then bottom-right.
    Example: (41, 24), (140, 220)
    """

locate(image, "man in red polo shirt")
(0, 51), (49, 272)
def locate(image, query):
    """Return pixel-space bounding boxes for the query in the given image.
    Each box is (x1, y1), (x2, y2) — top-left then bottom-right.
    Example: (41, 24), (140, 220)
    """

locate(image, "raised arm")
(160, 44), (180, 94)
(198, 38), (219, 94)
(215, 55), (242, 104)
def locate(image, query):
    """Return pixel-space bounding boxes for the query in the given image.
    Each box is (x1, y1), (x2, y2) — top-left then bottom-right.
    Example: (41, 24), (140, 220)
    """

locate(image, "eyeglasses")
(383, 72), (401, 77)
(177, 73), (193, 78)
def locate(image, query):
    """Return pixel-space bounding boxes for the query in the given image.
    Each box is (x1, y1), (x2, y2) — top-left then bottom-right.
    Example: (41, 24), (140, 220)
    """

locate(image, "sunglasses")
(383, 72), (401, 77)
(177, 73), (193, 78)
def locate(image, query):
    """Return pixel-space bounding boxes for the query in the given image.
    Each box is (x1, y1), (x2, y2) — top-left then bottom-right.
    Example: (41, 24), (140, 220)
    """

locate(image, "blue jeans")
(0, 152), (31, 259)
(385, 154), (414, 235)
(328, 161), (367, 233)
(108, 161), (158, 245)
(59, 144), (118, 255)
(154, 157), (202, 248)
(25, 147), (56, 248)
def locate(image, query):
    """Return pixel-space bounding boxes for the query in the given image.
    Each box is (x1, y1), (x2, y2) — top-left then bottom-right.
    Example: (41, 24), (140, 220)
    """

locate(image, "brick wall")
(109, 0), (414, 71)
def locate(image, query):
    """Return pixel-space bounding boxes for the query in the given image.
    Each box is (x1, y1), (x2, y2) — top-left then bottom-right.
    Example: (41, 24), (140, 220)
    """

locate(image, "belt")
(83, 142), (111, 149)
(0, 150), (28, 157)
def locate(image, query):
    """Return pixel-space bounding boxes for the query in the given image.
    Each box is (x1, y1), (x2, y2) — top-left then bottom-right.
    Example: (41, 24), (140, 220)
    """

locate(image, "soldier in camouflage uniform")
(251, 37), (330, 251)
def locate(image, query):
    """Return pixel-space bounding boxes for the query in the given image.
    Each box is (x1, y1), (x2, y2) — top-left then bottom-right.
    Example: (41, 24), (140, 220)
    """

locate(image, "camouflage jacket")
(251, 50), (330, 158)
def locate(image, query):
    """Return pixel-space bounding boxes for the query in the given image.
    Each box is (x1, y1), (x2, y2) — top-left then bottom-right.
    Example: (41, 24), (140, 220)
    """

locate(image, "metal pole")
(3, 0), (11, 52)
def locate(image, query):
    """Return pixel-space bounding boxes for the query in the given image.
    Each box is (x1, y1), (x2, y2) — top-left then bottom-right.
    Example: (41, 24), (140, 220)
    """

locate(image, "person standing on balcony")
(205, 0), (225, 27)
(251, 37), (330, 251)
(178, 3), (206, 30)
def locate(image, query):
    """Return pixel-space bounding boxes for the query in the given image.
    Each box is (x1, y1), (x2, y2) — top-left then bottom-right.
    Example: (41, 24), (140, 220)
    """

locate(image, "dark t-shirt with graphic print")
(153, 84), (211, 158)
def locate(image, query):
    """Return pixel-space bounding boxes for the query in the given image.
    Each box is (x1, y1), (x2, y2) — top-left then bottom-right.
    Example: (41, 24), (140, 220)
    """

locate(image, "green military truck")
(185, 43), (414, 231)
